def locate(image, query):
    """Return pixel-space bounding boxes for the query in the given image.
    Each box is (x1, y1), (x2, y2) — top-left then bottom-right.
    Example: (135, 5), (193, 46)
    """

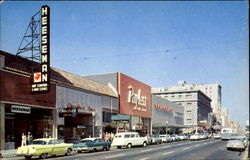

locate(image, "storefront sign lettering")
(128, 85), (147, 112)
(154, 104), (172, 112)
(32, 5), (50, 93)
(11, 105), (31, 114)
(59, 108), (78, 117)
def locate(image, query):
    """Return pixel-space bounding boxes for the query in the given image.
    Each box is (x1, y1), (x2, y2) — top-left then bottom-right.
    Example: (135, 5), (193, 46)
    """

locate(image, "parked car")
(178, 134), (189, 141)
(213, 133), (221, 139)
(159, 135), (173, 143)
(71, 138), (111, 153)
(227, 137), (247, 151)
(170, 134), (180, 141)
(111, 132), (148, 149)
(16, 138), (73, 160)
(190, 134), (203, 141)
(147, 134), (162, 145)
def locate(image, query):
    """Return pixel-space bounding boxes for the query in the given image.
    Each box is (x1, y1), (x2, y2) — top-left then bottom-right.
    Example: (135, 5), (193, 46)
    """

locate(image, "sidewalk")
(0, 149), (18, 160)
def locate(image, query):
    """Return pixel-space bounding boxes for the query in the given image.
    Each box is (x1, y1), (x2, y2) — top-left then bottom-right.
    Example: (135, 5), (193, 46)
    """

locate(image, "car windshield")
(32, 140), (47, 145)
(81, 140), (93, 143)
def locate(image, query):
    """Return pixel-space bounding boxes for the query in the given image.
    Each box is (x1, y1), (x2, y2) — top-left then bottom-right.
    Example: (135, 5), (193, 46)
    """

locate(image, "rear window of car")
(32, 140), (47, 145)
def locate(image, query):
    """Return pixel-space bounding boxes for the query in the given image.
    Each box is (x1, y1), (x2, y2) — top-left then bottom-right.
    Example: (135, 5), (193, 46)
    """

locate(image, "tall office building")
(153, 81), (222, 123)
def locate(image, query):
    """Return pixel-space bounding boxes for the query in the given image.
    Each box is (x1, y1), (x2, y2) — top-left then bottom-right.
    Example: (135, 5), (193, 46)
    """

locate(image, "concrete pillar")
(52, 109), (57, 138)
(0, 103), (5, 150)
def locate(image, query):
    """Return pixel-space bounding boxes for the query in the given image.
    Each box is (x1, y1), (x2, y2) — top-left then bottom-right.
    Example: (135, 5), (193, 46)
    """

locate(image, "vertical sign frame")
(32, 5), (50, 93)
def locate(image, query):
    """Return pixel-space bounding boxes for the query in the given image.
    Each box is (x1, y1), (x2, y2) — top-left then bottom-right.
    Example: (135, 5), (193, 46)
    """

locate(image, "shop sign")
(59, 108), (78, 117)
(154, 104), (172, 112)
(128, 85), (147, 112)
(32, 5), (50, 93)
(11, 105), (31, 114)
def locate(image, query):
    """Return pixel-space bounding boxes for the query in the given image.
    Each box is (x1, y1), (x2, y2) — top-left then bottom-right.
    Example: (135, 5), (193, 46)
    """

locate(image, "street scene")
(0, 1), (249, 160)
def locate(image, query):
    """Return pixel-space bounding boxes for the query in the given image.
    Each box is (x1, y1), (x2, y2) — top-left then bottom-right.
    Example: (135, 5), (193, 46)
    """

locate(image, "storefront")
(151, 95), (184, 135)
(55, 69), (118, 142)
(0, 52), (56, 150)
(84, 73), (152, 135)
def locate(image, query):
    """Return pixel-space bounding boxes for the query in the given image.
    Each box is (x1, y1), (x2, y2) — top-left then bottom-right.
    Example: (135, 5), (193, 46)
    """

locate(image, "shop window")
(102, 112), (112, 123)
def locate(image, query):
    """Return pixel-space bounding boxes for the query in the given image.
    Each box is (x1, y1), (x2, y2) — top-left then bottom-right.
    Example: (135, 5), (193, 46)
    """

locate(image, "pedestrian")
(21, 132), (27, 146)
(110, 132), (114, 142)
(80, 132), (86, 139)
(27, 132), (33, 145)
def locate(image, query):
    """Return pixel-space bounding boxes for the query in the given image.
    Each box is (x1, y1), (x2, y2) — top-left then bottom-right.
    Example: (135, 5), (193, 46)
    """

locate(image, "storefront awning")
(111, 115), (130, 121)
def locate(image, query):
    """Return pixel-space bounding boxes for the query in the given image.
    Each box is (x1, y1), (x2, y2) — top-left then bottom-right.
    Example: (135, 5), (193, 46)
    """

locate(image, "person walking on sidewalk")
(21, 132), (27, 146)
(27, 132), (33, 145)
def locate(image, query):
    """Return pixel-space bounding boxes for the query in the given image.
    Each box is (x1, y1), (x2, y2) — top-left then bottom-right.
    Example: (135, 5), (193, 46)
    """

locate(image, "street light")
(166, 120), (168, 135)
(92, 111), (96, 137)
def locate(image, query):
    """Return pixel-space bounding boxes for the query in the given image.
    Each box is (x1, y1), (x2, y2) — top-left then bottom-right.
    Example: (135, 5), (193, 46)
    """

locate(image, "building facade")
(0, 51), (56, 150)
(221, 107), (230, 128)
(151, 95), (184, 134)
(85, 73), (152, 135)
(152, 88), (212, 129)
(0, 51), (118, 149)
(153, 80), (222, 123)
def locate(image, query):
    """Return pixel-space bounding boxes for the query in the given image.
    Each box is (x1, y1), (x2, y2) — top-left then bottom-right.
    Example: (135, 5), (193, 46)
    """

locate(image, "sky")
(0, 1), (249, 127)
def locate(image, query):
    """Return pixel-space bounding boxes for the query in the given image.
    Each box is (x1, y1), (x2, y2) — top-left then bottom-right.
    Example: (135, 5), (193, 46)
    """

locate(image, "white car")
(213, 134), (221, 139)
(111, 132), (148, 149)
(178, 134), (189, 141)
(227, 137), (246, 151)
(190, 134), (203, 141)
(159, 135), (173, 143)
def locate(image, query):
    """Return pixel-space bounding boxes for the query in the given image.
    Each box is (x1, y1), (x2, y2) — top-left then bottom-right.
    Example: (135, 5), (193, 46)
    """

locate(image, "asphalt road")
(15, 138), (249, 160)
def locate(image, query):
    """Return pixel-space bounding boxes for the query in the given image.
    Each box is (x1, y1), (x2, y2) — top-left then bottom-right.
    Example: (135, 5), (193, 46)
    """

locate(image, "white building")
(221, 107), (230, 128)
(153, 80), (222, 122)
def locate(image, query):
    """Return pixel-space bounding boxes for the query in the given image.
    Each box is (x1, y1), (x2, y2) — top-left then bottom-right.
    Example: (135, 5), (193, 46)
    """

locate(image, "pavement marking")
(194, 144), (200, 147)
(182, 147), (191, 150)
(104, 154), (125, 159)
(161, 146), (171, 149)
(141, 149), (152, 152)
(163, 151), (175, 155)
(139, 157), (152, 160)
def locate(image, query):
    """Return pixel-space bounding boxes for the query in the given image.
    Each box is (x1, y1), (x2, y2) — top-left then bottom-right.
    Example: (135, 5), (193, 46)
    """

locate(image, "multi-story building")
(151, 95), (184, 134)
(152, 88), (212, 128)
(153, 80), (222, 123)
(221, 107), (230, 128)
(229, 120), (243, 133)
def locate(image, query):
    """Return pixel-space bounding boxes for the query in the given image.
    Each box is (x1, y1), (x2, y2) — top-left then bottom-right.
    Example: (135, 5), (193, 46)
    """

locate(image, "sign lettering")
(128, 85), (147, 112)
(32, 5), (50, 92)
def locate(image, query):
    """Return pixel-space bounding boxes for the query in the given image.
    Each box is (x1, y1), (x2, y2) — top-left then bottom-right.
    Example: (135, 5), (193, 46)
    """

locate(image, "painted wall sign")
(11, 105), (31, 114)
(118, 73), (151, 118)
(32, 5), (50, 92)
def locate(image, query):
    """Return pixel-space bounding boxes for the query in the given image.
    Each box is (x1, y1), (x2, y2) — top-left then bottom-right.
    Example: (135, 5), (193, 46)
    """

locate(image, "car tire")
(25, 156), (32, 160)
(127, 143), (132, 149)
(143, 142), (147, 147)
(106, 145), (110, 151)
(40, 153), (47, 159)
(65, 148), (72, 156)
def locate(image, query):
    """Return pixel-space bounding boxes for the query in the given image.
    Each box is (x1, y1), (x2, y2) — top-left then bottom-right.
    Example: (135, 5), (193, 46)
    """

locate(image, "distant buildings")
(152, 80), (222, 124)
(152, 86), (212, 128)
(221, 107), (230, 128)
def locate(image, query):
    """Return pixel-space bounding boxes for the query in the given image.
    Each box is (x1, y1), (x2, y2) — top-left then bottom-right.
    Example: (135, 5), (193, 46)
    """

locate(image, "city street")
(11, 139), (248, 160)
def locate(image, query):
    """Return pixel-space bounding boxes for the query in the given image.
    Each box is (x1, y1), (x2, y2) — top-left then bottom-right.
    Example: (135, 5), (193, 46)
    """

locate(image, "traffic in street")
(11, 136), (249, 160)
